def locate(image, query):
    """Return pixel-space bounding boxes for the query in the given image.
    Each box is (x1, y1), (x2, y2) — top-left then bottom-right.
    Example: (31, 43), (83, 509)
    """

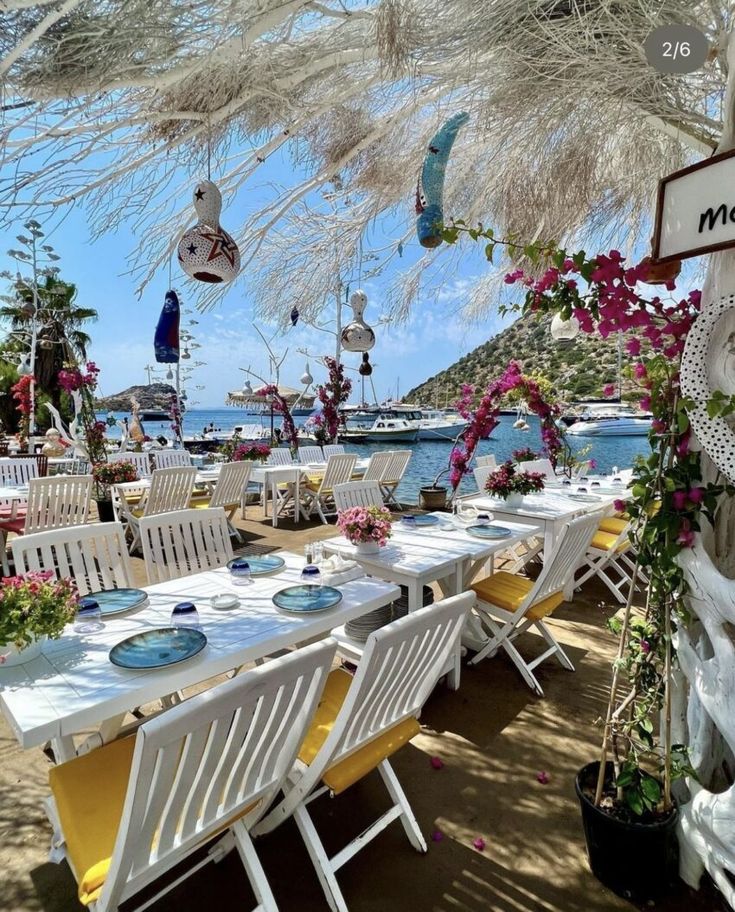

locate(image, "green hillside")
(404, 313), (639, 406)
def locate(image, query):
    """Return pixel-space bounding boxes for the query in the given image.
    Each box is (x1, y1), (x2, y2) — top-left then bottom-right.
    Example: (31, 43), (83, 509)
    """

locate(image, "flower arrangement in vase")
(485, 460), (545, 505)
(0, 571), (78, 667)
(512, 447), (539, 463)
(92, 461), (139, 487)
(229, 442), (272, 462)
(337, 505), (392, 554)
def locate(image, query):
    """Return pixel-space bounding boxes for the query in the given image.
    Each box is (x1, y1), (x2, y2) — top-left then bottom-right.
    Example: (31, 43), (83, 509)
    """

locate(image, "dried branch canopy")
(0, 0), (731, 322)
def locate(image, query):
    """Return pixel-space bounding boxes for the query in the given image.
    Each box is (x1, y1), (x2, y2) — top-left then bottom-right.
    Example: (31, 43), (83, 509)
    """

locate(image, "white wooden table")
(0, 551), (399, 760)
(324, 517), (540, 689)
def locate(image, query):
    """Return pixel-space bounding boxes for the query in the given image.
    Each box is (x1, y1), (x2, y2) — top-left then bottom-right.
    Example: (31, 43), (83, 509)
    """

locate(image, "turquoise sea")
(102, 408), (650, 505)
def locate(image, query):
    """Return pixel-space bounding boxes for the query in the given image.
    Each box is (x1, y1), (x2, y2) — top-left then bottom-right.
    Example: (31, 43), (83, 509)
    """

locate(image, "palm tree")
(0, 273), (98, 414)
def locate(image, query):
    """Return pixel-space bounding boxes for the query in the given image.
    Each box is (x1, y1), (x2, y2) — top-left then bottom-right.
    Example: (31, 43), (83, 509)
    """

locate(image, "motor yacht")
(566, 404), (652, 437)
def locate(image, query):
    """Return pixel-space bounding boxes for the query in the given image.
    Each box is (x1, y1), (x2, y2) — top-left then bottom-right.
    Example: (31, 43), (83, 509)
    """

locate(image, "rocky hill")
(404, 313), (640, 406)
(95, 383), (177, 412)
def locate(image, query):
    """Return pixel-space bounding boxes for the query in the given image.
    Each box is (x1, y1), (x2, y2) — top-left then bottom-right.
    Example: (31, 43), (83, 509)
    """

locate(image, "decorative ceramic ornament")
(681, 293), (735, 483)
(154, 289), (180, 363)
(42, 428), (66, 457)
(340, 290), (376, 352)
(300, 362), (313, 386)
(415, 112), (470, 249)
(358, 352), (372, 376)
(177, 180), (241, 284)
(290, 307), (299, 326)
(550, 312), (580, 344)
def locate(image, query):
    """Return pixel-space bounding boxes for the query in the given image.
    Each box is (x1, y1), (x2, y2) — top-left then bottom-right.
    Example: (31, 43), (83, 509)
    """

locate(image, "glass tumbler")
(171, 602), (201, 629)
(229, 558), (252, 587)
(74, 597), (104, 633)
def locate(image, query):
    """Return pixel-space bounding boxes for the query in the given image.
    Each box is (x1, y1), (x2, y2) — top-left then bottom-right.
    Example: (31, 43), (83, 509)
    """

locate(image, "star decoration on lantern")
(195, 187), (205, 200)
(187, 243), (197, 255)
(200, 230), (239, 268)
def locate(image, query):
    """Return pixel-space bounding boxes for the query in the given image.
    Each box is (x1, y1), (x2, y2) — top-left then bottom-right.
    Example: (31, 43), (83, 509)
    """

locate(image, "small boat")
(566, 404), (652, 437)
(362, 418), (419, 442)
(417, 409), (468, 441)
(139, 409), (171, 422)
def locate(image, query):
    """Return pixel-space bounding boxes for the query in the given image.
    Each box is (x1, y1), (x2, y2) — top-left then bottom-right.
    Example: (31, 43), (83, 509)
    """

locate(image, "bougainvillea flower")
(536, 771), (550, 784)
(472, 837), (486, 852)
(430, 756), (444, 770)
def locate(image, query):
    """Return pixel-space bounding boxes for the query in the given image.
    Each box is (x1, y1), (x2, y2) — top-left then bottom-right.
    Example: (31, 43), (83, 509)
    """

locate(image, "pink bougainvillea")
(315, 357), (352, 443)
(256, 384), (300, 454)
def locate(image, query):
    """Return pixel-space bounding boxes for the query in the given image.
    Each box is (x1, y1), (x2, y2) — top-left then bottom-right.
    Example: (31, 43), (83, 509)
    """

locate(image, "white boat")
(417, 409), (468, 440)
(566, 405), (652, 437)
(362, 418), (419, 442)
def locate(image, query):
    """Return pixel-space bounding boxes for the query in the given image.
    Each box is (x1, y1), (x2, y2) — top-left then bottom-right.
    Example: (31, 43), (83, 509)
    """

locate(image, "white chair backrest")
(304, 593), (472, 781)
(90, 639), (336, 912)
(0, 457), (38, 486)
(323, 444), (345, 458)
(572, 459), (595, 478)
(267, 448), (293, 466)
(51, 457), (91, 476)
(523, 513), (600, 610)
(383, 450), (411, 484)
(24, 475), (93, 534)
(475, 454), (497, 468)
(333, 481), (384, 512)
(208, 461), (252, 509)
(139, 507), (233, 584)
(520, 458), (556, 480)
(144, 466), (197, 517)
(153, 449), (192, 470)
(12, 522), (132, 595)
(109, 451), (152, 478)
(473, 464), (495, 493)
(361, 450), (393, 483)
(318, 453), (357, 492)
(298, 446), (325, 464)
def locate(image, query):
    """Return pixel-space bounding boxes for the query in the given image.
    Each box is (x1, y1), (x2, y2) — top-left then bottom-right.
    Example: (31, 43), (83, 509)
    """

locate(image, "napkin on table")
(319, 554), (363, 587)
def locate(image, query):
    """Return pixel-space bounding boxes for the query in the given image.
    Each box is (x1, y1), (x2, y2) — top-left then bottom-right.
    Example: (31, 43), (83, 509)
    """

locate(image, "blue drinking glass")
(171, 601), (201, 629)
(301, 564), (321, 584)
(401, 515), (417, 528)
(74, 597), (103, 633)
(476, 513), (491, 526)
(229, 558), (252, 587)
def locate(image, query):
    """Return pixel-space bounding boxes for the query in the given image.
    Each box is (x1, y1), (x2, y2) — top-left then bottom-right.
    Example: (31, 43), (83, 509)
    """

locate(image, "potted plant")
(91, 460), (139, 521)
(484, 460), (545, 506)
(512, 447), (539, 463)
(0, 571), (78, 667)
(336, 504), (392, 555)
(230, 441), (272, 462)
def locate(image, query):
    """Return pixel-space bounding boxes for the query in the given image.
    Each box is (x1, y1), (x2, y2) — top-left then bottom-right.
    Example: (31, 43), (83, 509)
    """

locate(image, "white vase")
(0, 636), (45, 667)
(355, 540), (380, 555)
(505, 492), (523, 507)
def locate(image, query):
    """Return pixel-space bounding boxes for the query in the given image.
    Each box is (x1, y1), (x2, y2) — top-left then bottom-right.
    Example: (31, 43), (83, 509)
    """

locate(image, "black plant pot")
(418, 486), (448, 511)
(575, 761), (679, 903)
(94, 497), (116, 523)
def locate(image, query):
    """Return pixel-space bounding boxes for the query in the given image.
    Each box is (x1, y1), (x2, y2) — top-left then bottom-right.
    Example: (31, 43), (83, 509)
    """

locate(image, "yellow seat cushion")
(49, 736), (136, 906)
(471, 570), (563, 622)
(298, 669), (420, 796)
(598, 516), (629, 535)
(590, 530), (630, 553)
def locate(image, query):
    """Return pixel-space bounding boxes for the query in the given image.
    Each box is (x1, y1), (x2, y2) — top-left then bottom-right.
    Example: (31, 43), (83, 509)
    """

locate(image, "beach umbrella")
(154, 290), (180, 363)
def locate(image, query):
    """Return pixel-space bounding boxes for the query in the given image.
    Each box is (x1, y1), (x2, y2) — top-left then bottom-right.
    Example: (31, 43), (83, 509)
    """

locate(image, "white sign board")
(653, 149), (735, 263)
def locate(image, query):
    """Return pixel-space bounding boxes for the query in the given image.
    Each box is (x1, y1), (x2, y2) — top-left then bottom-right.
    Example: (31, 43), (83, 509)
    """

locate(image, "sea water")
(101, 409), (650, 505)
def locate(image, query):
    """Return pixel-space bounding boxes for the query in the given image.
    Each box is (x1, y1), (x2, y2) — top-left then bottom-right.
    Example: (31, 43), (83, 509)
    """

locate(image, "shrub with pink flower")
(485, 460), (545, 500)
(0, 572), (78, 656)
(231, 442), (271, 462)
(337, 505), (393, 547)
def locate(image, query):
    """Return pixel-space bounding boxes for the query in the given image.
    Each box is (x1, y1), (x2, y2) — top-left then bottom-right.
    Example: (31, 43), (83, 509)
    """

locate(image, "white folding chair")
(520, 458), (557, 480)
(108, 451), (152, 478)
(254, 593), (473, 912)
(152, 449), (192, 469)
(266, 448), (293, 466)
(301, 454), (357, 524)
(333, 480), (384, 512)
(472, 463), (495, 493)
(475, 454), (497, 468)
(361, 450), (393, 484)
(46, 640), (336, 912)
(298, 446), (325, 464)
(380, 450), (411, 509)
(574, 516), (640, 603)
(322, 444), (345, 458)
(117, 466), (197, 553)
(139, 507), (233, 584)
(469, 512), (600, 694)
(11, 522), (132, 595)
(191, 460), (252, 541)
(0, 456), (37, 522)
(0, 474), (93, 573)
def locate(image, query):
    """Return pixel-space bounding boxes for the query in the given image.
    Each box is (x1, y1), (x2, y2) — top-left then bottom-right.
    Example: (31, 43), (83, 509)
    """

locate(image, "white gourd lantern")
(177, 180), (241, 284)
(550, 312), (580, 344)
(340, 290), (376, 352)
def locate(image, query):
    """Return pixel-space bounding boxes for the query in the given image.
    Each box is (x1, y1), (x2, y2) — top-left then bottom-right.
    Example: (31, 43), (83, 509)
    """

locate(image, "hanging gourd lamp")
(242, 379), (253, 396)
(300, 361), (313, 386)
(359, 352), (373, 376)
(550, 312), (580, 344)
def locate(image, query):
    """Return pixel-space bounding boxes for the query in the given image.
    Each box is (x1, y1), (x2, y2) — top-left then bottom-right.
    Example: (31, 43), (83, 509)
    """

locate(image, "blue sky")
(0, 145), (512, 407)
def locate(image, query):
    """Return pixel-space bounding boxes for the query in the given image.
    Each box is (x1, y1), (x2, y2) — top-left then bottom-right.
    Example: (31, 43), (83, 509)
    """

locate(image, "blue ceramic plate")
(272, 584), (342, 613)
(227, 554), (286, 576)
(109, 627), (207, 669)
(401, 514), (440, 527)
(566, 493), (603, 503)
(87, 588), (147, 617)
(466, 524), (513, 540)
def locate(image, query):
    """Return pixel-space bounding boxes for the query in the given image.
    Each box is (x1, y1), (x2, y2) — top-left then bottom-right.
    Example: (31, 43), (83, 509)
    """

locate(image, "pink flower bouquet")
(337, 505), (392, 548)
(485, 460), (546, 500)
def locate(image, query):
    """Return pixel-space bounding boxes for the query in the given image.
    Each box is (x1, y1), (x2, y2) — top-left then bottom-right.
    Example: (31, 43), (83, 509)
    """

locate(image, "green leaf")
(640, 776), (661, 803)
(625, 789), (645, 817)
(485, 243), (495, 263)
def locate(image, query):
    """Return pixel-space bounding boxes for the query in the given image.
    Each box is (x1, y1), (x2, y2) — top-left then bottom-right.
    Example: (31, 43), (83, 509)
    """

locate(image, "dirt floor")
(0, 506), (729, 912)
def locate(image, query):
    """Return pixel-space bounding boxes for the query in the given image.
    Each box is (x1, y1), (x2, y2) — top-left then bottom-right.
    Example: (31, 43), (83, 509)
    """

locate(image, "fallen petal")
(536, 770), (550, 784)
(431, 829), (443, 842)
(472, 837), (486, 851)
(430, 756), (444, 770)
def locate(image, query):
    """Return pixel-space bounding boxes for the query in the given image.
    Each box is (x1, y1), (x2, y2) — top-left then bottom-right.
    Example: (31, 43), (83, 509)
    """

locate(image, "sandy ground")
(0, 507), (729, 912)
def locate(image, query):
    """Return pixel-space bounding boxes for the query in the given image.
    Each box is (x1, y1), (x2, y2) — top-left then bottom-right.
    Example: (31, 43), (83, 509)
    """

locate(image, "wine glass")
(229, 558), (252, 587)
(74, 597), (103, 633)
(171, 602), (201, 629)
